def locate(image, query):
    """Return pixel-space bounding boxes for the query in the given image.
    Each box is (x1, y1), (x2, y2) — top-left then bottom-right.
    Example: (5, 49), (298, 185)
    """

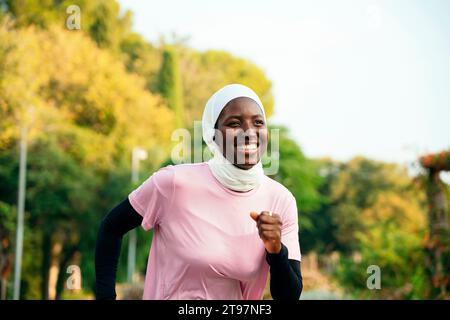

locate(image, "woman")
(95, 84), (303, 300)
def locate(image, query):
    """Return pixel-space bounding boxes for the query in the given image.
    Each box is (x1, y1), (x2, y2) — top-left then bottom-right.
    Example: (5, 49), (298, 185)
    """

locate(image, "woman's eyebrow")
(224, 114), (264, 120)
(224, 115), (242, 120)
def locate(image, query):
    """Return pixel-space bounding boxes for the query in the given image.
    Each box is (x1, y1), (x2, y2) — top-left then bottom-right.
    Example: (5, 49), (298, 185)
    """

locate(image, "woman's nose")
(237, 123), (258, 141)
(241, 120), (257, 132)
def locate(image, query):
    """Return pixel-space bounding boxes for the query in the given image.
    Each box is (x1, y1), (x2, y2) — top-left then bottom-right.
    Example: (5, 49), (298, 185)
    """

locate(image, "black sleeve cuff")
(265, 243), (289, 267)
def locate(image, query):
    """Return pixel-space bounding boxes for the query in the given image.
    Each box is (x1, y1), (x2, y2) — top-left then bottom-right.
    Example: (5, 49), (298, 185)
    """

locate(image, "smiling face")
(214, 97), (268, 170)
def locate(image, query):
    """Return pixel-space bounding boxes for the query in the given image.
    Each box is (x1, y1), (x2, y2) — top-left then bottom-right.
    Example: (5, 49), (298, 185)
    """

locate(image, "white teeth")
(238, 144), (257, 151)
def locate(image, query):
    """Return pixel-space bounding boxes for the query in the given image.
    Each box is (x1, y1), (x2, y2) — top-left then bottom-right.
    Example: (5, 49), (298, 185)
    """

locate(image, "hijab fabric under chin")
(201, 84), (266, 192)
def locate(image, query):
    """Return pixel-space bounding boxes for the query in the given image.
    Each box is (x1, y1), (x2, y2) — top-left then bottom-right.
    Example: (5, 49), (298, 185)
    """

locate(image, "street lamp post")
(127, 147), (148, 283)
(13, 125), (28, 300)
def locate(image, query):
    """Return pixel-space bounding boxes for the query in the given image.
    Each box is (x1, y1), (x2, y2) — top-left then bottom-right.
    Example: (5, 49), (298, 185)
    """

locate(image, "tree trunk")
(55, 245), (78, 300)
(424, 169), (449, 299)
(0, 236), (12, 300)
(41, 231), (52, 300)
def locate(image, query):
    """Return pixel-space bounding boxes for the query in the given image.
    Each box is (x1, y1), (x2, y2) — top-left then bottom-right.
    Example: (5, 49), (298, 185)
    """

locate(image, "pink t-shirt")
(128, 162), (301, 300)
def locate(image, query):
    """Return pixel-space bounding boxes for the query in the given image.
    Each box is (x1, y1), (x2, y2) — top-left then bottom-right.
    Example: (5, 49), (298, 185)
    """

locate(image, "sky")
(118, 0), (450, 167)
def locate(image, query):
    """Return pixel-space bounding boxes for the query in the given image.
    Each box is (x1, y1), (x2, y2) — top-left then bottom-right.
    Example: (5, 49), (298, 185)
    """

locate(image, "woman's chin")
(233, 163), (254, 170)
(233, 158), (259, 170)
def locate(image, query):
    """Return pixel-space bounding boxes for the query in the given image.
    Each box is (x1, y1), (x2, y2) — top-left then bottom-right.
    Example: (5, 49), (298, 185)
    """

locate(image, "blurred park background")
(0, 0), (449, 300)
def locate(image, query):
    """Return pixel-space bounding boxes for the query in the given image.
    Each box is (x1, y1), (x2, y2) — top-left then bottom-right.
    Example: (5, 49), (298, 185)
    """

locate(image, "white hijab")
(202, 84), (266, 192)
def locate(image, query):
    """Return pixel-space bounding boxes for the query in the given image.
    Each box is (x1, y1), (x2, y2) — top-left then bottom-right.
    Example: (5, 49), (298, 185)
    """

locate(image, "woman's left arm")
(266, 244), (303, 300)
(250, 211), (303, 300)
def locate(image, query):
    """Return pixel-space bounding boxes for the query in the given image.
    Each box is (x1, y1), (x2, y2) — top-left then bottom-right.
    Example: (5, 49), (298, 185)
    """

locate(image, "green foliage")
(314, 158), (430, 298)
(0, 19), (175, 298)
(2, 0), (132, 50)
(120, 32), (162, 92)
(120, 42), (275, 129)
(0, 201), (15, 235)
(266, 126), (324, 240)
(0, 0), (436, 301)
(0, 200), (15, 295)
(312, 157), (420, 253)
(158, 47), (185, 128)
(0, 9), (279, 297)
(178, 48), (274, 126)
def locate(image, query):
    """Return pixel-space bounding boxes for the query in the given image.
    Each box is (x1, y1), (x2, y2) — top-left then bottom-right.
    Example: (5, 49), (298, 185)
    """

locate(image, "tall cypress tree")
(158, 47), (184, 128)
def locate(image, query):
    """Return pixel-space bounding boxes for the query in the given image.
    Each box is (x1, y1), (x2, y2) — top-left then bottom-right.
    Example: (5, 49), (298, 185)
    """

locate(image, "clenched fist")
(250, 211), (282, 254)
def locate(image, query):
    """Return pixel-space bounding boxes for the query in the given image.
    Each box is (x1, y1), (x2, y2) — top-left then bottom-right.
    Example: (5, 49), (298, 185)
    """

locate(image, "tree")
(0, 22), (175, 298)
(316, 157), (415, 253)
(1, 0), (132, 51)
(0, 201), (15, 299)
(419, 150), (450, 298)
(0, 1), (280, 299)
(158, 47), (185, 129)
(313, 157), (430, 299)
(178, 49), (274, 126)
(120, 32), (162, 93)
(338, 191), (428, 299)
(265, 126), (323, 253)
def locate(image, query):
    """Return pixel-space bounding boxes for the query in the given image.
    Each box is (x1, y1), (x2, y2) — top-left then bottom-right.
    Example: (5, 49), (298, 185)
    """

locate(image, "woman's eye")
(228, 122), (240, 127)
(255, 120), (265, 125)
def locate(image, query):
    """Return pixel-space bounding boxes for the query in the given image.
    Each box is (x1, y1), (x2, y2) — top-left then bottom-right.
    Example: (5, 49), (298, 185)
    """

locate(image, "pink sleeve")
(281, 194), (302, 261)
(128, 166), (175, 231)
